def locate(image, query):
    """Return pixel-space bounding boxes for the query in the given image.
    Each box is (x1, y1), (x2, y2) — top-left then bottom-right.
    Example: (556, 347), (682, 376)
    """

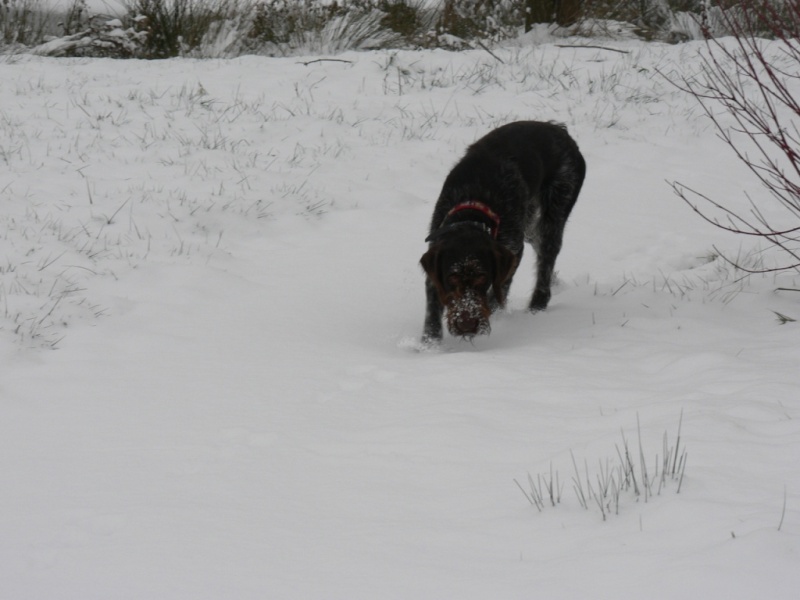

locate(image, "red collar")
(445, 201), (501, 238)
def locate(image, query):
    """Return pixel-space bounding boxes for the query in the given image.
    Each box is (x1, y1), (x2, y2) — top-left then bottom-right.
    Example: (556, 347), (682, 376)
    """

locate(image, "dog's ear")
(492, 245), (518, 306)
(420, 245), (438, 278)
(420, 245), (443, 291)
(420, 245), (447, 300)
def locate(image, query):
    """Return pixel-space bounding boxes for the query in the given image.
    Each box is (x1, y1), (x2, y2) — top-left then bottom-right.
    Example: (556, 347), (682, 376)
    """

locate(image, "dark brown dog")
(420, 121), (585, 344)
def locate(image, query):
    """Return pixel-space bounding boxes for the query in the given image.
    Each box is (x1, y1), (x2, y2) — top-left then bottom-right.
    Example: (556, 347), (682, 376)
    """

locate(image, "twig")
(555, 44), (629, 54)
(298, 58), (353, 66)
(778, 485), (787, 532)
(475, 40), (505, 63)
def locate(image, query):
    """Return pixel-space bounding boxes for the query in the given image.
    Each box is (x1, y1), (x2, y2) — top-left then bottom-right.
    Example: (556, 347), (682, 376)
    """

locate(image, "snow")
(1, 39), (799, 598)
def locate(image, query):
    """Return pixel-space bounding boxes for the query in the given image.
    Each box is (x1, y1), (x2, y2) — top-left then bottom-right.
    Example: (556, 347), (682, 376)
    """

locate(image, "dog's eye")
(447, 274), (461, 287)
(473, 274), (488, 287)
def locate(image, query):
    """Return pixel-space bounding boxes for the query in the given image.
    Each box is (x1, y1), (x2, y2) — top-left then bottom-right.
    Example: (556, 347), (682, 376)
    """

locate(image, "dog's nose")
(456, 312), (480, 334)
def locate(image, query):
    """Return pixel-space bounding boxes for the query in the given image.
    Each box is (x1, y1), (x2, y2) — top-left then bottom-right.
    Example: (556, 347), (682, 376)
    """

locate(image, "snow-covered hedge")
(30, 15), (148, 58)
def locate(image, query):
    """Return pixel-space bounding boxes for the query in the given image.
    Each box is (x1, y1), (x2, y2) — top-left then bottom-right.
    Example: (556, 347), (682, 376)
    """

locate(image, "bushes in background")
(3, 0), (797, 57)
(1, 0), (56, 47)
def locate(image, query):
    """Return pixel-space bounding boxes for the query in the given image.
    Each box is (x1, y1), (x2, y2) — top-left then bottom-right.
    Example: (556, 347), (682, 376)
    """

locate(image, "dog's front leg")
(422, 278), (444, 344)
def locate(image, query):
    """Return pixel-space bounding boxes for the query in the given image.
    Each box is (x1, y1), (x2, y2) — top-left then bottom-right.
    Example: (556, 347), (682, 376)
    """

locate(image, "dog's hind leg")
(529, 156), (585, 312)
(530, 218), (564, 311)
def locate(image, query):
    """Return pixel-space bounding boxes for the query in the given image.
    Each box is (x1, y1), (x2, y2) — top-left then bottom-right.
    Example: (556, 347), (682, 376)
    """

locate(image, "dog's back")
(466, 121), (585, 206)
(430, 121), (584, 248)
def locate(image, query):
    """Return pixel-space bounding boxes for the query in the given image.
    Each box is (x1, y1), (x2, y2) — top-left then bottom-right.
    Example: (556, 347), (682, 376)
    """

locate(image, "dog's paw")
(398, 335), (441, 353)
(420, 333), (443, 350)
(529, 290), (551, 312)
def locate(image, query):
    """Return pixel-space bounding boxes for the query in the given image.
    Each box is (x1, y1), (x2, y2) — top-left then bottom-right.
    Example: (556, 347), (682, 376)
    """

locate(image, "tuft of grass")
(516, 412), (688, 521)
(772, 311), (796, 325)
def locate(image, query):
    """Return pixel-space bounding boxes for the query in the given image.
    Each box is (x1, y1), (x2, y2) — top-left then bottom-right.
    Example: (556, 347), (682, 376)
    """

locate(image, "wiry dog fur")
(420, 121), (586, 343)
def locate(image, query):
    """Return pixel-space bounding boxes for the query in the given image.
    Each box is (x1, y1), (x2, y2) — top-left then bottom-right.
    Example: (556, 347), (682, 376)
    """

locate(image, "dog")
(420, 121), (585, 344)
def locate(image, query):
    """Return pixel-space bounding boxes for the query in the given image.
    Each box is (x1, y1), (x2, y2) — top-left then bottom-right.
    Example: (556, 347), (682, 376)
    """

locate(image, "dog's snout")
(445, 290), (491, 337)
(455, 311), (480, 334)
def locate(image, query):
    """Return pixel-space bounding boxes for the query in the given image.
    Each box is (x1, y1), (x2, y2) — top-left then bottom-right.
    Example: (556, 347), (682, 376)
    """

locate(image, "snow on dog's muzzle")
(445, 289), (491, 338)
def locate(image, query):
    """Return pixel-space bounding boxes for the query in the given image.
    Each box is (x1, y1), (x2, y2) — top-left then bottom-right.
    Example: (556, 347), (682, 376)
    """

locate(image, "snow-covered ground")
(1, 38), (799, 598)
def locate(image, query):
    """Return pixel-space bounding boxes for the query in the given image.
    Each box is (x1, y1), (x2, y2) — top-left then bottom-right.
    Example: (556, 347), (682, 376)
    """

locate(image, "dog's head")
(420, 226), (518, 338)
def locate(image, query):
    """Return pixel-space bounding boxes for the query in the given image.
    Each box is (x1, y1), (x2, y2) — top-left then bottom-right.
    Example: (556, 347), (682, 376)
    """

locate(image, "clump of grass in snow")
(516, 411), (688, 521)
(589, 246), (776, 308)
(772, 311), (796, 325)
(1, 65), (361, 347)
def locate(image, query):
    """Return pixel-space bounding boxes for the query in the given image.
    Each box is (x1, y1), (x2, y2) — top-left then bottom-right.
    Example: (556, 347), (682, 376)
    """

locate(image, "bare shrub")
(525, 0), (582, 28)
(668, 0), (800, 273)
(0, 0), (54, 46)
(246, 0), (422, 55)
(121, 0), (252, 58)
(438, 0), (524, 42)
